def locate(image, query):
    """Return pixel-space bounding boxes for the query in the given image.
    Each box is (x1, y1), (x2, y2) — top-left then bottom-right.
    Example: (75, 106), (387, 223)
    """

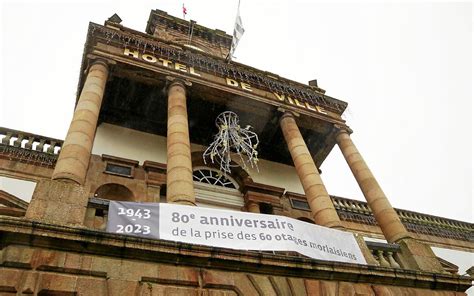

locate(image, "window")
(193, 168), (238, 189)
(102, 154), (138, 178)
(290, 198), (311, 211)
(192, 167), (243, 211)
(105, 163), (132, 177)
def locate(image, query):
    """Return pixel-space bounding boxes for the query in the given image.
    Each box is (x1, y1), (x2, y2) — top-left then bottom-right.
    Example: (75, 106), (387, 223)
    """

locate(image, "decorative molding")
(243, 180), (285, 207)
(86, 23), (348, 114)
(194, 182), (244, 210)
(101, 154), (139, 167)
(143, 161), (167, 186)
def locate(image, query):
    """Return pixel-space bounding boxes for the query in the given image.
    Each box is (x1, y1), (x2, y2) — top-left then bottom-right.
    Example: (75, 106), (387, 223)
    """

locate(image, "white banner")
(106, 201), (366, 265)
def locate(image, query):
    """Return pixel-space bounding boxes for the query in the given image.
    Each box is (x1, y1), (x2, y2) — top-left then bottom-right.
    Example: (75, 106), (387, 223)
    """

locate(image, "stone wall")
(0, 244), (468, 296)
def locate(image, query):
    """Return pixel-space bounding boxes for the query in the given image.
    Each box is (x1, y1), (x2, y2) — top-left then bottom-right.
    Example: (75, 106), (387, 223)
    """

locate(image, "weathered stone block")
(320, 280), (337, 296)
(76, 277), (107, 296)
(31, 249), (65, 269)
(232, 274), (259, 295)
(107, 279), (138, 296)
(25, 179), (89, 226)
(19, 271), (38, 294)
(338, 281), (356, 295)
(269, 276), (292, 295)
(0, 268), (22, 293)
(1, 245), (33, 268)
(371, 285), (392, 296)
(304, 279), (321, 295)
(156, 264), (199, 286)
(287, 277), (307, 296)
(37, 273), (77, 294)
(396, 238), (444, 272)
(248, 274), (276, 296)
(353, 283), (375, 295)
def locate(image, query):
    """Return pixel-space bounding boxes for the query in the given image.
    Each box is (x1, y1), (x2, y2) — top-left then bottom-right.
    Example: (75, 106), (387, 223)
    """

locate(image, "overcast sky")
(0, 1), (472, 223)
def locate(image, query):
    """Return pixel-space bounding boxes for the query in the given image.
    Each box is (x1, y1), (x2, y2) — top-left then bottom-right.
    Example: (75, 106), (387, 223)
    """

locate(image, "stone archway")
(94, 183), (134, 201)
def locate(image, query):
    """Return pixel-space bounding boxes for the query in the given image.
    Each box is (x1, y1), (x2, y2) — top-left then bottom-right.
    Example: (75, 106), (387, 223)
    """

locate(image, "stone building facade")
(0, 9), (472, 295)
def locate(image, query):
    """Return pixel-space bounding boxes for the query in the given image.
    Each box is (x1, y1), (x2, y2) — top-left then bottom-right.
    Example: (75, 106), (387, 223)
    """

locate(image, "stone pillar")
(27, 59), (109, 226)
(335, 128), (410, 243)
(52, 60), (109, 185)
(335, 128), (444, 272)
(280, 112), (342, 229)
(247, 201), (260, 213)
(166, 78), (195, 206)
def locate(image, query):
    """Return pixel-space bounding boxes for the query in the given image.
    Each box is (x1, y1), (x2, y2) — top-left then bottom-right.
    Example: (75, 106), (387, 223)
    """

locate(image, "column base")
(395, 238), (445, 273)
(25, 179), (89, 226)
(325, 221), (345, 230)
(172, 199), (197, 206)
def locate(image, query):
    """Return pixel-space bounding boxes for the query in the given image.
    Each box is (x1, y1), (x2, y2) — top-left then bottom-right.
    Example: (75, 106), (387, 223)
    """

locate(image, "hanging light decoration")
(203, 111), (259, 175)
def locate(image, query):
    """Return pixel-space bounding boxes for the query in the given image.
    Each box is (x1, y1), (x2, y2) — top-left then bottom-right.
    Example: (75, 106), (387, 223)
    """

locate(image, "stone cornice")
(0, 216), (471, 292)
(80, 23), (348, 115)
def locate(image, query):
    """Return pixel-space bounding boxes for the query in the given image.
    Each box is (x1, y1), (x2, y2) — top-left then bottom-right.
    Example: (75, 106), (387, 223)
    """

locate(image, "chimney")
(308, 79), (318, 87)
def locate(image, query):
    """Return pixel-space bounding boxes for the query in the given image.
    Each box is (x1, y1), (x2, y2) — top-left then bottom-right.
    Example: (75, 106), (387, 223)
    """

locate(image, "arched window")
(192, 168), (238, 189)
(192, 166), (243, 211)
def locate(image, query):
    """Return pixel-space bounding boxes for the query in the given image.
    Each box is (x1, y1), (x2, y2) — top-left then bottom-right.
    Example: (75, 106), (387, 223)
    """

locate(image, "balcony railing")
(0, 127), (471, 244)
(365, 241), (401, 268)
(331, 196), (473, 243)
(0, 127), (63, 167)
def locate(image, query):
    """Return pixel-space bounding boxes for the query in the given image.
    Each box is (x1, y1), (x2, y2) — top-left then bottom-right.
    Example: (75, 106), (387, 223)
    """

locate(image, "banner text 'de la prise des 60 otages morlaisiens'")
(106, 201), (367, 265)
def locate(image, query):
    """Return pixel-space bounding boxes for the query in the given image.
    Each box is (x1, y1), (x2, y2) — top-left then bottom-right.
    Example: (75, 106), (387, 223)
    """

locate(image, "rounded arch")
(191, 151), (253, 190)
(193, 166), (239, 189)
(297, 217), (315, 224)
(94, 183), (134, 201)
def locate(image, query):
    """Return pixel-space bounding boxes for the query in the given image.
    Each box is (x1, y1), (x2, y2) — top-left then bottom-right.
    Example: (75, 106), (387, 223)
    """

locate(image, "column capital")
(86, 54), (116, 70)
(334, 124), (353, 137)
(166, 76), (192, 93)
(278, 109), (299, 123)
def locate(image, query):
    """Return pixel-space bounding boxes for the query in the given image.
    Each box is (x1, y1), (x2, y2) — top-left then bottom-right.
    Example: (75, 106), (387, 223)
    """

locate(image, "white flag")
(229, 1), (245, 59)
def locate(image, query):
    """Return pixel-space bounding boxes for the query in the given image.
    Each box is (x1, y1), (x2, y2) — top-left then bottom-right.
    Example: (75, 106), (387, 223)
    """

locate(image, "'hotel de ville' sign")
(123, 48), (329, 116)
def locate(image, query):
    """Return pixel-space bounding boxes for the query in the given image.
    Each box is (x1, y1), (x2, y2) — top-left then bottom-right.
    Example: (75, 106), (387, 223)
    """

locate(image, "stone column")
(166, 78), (195, 206)
(335, 128), (410, 243)
(247, 201), (260, 213)
(52, 60), (109, 185)
(280, 112), (342, 229)
(335, 128), (445, 272)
